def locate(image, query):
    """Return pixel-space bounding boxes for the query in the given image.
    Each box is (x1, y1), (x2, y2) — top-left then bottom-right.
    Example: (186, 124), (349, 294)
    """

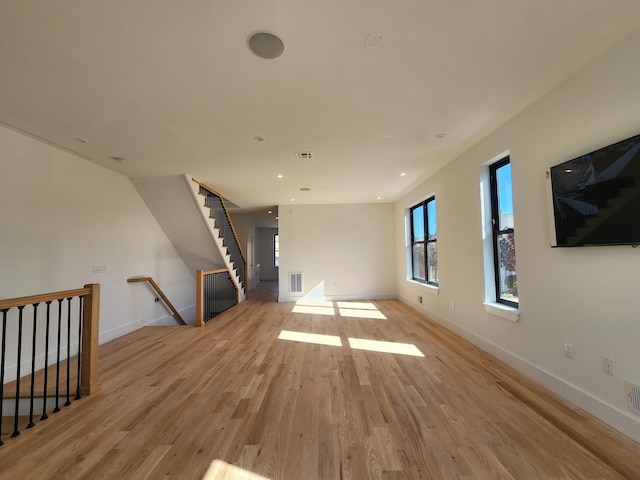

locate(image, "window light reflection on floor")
(278, 330), (342, 347)
(203, 459), (270, 480)
(277, 330), (424, 358)
(338, 307), (387, 319)
(348, 338), (424, 357)
(337, 301), (387, 319)
(292, 299), (387, 319)
(292, 301), (336, 316)
(336, 301), (378, 310)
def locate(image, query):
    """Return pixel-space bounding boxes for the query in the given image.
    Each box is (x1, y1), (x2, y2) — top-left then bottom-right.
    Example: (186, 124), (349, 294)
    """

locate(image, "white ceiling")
(2, 1), (640, 225)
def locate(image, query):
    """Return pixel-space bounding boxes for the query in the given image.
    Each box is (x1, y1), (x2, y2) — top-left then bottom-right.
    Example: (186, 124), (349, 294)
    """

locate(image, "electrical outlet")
(602, 356), (615, 376)
(564, 343), (574, 359)
(418, 296), (423, 304)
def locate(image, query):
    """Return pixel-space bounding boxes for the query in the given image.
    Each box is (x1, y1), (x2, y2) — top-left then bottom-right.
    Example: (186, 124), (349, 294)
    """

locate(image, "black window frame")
(410, 196), (438, 286)
(489, 157), (518, 307)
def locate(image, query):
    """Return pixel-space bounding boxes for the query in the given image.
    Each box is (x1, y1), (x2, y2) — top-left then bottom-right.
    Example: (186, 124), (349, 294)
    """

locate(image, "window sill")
(484, 302), (520, 322)
(407, 279), (439, 295)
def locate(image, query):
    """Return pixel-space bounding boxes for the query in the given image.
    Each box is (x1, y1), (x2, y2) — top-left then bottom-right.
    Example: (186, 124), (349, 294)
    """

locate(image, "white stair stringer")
(185, 174), (246, 302)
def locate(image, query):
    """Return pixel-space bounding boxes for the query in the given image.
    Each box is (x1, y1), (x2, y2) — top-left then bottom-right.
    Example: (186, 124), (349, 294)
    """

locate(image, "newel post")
(196, 270), (204, 327)
(80, 283), (100, 395)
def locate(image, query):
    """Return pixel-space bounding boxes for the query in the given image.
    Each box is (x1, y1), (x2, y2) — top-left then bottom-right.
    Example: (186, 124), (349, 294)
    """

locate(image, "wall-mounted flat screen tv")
(547, 132), (640, 247)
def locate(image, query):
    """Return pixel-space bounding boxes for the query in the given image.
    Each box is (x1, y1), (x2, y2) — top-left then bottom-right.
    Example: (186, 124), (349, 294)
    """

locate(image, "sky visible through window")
(412, 205), (425, 241)
(497, 163), (514, 229)
(427, 199), (437, 239)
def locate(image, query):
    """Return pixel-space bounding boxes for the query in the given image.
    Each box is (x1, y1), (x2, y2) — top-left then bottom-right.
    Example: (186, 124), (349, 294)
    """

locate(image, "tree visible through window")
(410, 197), (438, 285)
(274, 233), (279, 268)
(490, 158), (518, 306)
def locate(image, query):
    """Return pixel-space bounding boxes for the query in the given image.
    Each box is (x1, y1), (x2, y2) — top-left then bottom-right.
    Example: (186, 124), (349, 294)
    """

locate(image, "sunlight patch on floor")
(278, 330), (342, 347)
(348, 337), (424, 357)
(292, 299), (387, 319)
(336, 301), (378, 310)
(338, 307), (387, 319)
(292, 301), (336, 316)
(203, 460), (270, 480)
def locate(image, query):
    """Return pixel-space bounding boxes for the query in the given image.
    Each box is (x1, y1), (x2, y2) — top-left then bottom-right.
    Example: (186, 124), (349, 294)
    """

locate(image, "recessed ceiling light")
(435, 133), (447, 139)
(299, 187), (311, 192)
(290, 198), (295, 202)
(276, 174), (284, 179)
(377, 196), (382, 200)
(400, 172), (406, 176)
(268, 210), (273, 214)
(110, 156), (128, 164)
(248, 31), (285, 59)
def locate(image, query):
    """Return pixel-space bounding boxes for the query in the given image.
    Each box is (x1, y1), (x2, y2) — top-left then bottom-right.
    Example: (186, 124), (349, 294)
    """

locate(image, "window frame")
(489, 157), (518, 307)
(409, 196), (438, 286)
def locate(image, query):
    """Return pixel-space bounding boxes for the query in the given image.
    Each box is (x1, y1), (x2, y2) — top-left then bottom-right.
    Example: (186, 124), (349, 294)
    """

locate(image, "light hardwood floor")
(1, 281), (639, 479)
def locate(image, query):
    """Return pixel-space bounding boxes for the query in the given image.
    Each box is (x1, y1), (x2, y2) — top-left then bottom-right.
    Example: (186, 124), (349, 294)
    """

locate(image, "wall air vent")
(289, 272), (303, 294)
(296, 152), (313, 160)
(625, 381), (640, 416)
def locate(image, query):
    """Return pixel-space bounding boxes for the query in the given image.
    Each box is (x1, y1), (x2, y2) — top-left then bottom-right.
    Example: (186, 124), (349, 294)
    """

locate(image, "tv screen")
(548, 132), (640, 247)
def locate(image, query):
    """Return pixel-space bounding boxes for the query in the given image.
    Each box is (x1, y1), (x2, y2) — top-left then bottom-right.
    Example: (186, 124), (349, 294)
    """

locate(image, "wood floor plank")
(1, 280), (639, 479)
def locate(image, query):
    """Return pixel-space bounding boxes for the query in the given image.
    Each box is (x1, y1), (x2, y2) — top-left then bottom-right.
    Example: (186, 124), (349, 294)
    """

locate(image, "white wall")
(256, 227), (278, 281)
(0, 124), (195, 380)
(395, 26), (640, 441)
(278, 203), (396, 302)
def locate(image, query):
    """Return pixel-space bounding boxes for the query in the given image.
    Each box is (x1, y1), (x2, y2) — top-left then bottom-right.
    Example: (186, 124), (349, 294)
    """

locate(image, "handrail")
(126, 277), (186, 325)
(195, 268), (239, 327)
(0, 284), (99, 397)
(199, 268), (232, 275)
(0, 287), (91, 310)
(0, 283), (100, 444)
(191, 177), (247, 267)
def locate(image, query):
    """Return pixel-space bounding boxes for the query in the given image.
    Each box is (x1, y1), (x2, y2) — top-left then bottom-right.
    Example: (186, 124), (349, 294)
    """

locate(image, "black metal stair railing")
(197, 185), (247, 292)
(196, 269), (239, 326)
(0, 285), (99, 446)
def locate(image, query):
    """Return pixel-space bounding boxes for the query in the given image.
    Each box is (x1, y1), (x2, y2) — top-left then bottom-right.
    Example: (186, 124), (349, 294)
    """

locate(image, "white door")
(246, 234), (256, 290)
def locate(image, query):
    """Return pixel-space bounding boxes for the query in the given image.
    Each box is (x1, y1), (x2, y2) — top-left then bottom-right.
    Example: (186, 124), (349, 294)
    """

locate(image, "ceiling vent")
(296, 152), (313, 160)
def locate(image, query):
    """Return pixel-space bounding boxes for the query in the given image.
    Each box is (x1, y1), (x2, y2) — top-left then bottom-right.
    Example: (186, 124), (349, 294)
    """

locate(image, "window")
(410, 196), (438, 285)
(274, 233), (279, 268)
(489, 158), (518, 306)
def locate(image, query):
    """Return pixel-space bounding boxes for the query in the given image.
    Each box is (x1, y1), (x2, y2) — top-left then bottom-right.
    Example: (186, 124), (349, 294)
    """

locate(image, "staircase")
(131, 174), (246, 304)
(189, 177), (247, 301)
(555, 177), (640, 246)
